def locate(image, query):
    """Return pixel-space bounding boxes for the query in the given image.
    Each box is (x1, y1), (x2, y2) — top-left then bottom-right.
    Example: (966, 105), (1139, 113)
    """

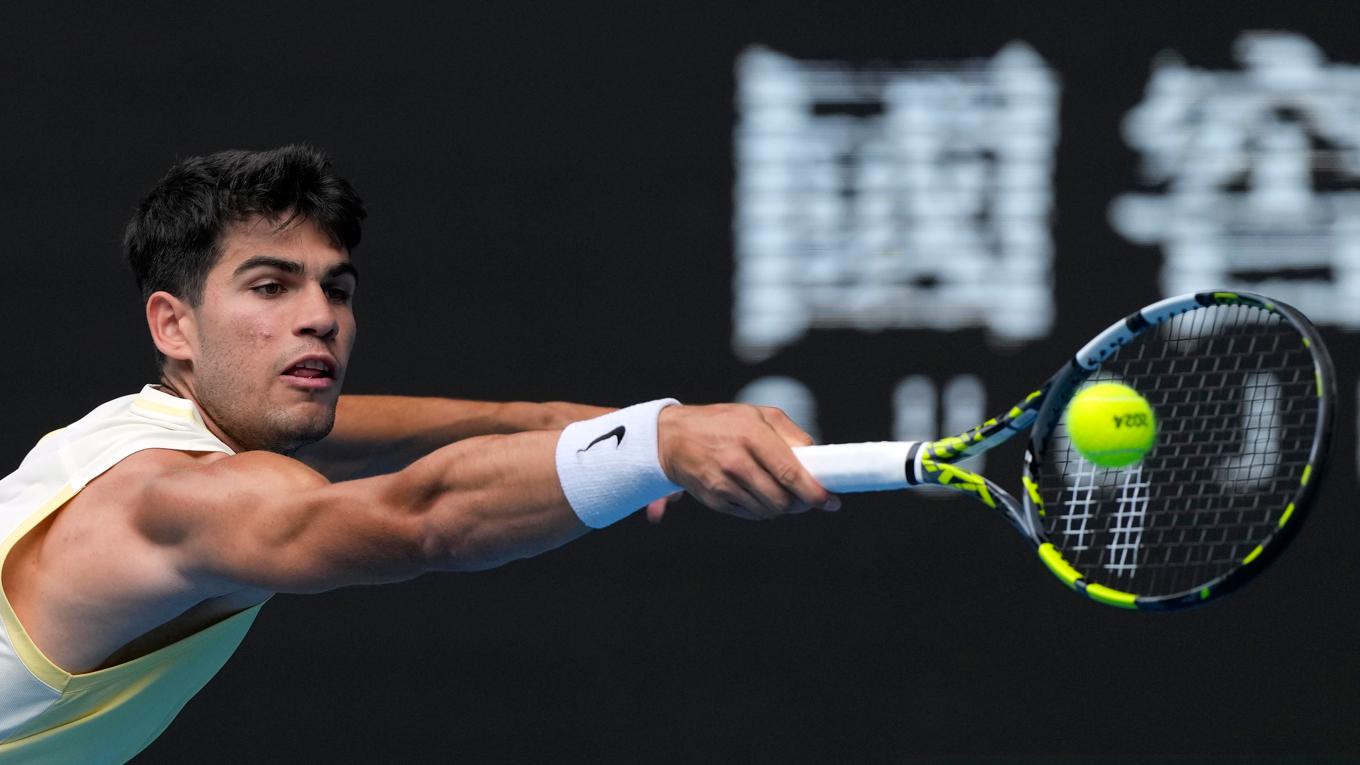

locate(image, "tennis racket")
(793, 290), (1335, 610)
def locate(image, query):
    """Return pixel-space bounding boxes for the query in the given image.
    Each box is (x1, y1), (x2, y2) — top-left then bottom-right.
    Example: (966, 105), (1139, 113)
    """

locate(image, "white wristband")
(555, 398), (683, 528)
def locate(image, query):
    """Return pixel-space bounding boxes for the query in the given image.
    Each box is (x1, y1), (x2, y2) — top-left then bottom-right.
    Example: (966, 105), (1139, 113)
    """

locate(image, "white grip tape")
(792, 442), (918, 493)
(555, 398), (683, 528)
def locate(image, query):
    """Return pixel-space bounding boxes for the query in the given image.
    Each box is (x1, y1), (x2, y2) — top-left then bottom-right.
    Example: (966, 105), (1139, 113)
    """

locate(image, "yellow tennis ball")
(1066, 382), (1157, 468)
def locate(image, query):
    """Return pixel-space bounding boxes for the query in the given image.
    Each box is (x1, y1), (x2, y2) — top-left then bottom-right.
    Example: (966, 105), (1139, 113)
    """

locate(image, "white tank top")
(0, 385), (261, 764)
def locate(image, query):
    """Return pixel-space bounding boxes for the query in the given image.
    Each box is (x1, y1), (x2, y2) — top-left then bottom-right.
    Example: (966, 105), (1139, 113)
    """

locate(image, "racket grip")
(792, 442), (919, 493)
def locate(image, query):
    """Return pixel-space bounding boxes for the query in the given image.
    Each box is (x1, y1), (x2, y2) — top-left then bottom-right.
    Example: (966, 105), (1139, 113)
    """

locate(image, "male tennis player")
(0, 145), (836, 763)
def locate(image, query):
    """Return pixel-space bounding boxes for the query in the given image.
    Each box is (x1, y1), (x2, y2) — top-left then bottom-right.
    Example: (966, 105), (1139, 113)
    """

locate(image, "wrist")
(539, 401), (615, 430)
(554, 399), (683, 528)
(655, 403), (682, 483)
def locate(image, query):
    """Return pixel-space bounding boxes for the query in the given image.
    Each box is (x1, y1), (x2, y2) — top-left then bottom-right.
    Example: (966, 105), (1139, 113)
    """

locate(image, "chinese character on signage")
(733, 44), (1062, 362)
(1110, 32), (1360, 326)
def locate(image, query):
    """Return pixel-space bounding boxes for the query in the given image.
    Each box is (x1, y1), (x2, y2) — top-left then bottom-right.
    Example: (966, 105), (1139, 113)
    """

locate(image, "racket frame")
(906, 290), (1335, 610)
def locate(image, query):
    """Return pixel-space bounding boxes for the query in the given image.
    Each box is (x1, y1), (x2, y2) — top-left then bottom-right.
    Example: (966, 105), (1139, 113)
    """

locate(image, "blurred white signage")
(733, 44), (1061, 362)
(1110, 32), (1360, 326)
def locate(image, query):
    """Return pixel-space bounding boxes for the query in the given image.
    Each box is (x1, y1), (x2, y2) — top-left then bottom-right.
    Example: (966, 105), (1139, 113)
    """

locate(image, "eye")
(251, 282), (285, 296)
(326, 286), (353, 303)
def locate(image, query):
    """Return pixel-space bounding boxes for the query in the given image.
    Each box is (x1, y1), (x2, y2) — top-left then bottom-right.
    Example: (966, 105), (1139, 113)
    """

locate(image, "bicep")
(139, 452), (432, 594)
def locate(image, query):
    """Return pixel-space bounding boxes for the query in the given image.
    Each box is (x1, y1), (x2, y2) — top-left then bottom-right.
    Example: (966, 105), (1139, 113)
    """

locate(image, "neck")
(156, 372), (248, 453)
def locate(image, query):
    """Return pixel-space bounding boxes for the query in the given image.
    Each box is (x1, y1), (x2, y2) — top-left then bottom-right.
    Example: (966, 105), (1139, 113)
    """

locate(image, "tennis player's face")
(189, 216), (357, 453)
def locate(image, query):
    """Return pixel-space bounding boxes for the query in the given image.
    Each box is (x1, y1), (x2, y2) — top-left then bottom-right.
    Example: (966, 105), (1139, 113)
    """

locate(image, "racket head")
(1023, 291), (1335, 610)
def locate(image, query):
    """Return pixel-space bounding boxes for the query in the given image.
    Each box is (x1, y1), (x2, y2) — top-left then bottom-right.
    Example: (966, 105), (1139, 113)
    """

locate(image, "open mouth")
(281, 357), (337, 389)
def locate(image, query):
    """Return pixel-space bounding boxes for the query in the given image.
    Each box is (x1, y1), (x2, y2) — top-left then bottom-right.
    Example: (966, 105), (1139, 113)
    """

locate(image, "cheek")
(227, 320), (273, 351)
(210, 308), (277, 356)
(229, 307), (277, 343)
(250, 323), (276, 345)
(333, 314), (357, 359)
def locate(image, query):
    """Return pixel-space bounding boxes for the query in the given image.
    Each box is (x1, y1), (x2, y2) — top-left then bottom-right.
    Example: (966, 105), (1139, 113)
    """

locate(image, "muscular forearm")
(298, 395), (612, 481)
(400, 430), (591, 573)
(398, 400), (684, 573)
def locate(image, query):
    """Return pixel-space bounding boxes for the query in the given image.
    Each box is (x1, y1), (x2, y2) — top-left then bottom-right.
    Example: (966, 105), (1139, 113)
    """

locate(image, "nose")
(295, 283), (340, 340)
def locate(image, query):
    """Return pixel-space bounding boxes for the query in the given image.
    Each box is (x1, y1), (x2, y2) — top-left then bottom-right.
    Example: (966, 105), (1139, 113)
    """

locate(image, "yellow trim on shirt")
(36, 428), (64, 445)
(130, 397), (193, 420)
(0, 484), (79, 691)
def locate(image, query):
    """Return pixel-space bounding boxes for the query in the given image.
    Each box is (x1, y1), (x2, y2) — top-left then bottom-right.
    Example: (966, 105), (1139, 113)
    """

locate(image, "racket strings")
(1036, 304), (1322, 596)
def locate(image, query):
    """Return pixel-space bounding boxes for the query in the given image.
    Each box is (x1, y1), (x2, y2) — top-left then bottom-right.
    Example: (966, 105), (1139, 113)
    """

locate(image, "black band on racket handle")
(904, 442), (924, 486)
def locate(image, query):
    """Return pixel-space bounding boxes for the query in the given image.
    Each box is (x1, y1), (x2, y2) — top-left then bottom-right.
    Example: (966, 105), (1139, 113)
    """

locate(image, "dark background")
(2, 2), (1358, 763)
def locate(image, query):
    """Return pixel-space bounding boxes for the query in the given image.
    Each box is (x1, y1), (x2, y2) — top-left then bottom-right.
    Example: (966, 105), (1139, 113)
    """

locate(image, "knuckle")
(763, 405), (791, 423)
(695, 483), (721, 507)
(716, 454), (747, 477)
(774, 463), (802, 488)
(713, 483), (743, 505)
(738, 403), (764, 422)
(697, 488), (723, 507)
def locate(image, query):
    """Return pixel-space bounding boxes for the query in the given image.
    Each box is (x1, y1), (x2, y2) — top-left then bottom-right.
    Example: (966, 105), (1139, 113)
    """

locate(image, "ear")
(146, 291), (197, 362)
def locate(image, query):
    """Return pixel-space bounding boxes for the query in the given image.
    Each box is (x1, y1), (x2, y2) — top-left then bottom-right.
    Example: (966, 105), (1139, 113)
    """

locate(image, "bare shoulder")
(129, 446), (322, 485)
(3, 447), (324, 672)
(131, 448), (329, 542)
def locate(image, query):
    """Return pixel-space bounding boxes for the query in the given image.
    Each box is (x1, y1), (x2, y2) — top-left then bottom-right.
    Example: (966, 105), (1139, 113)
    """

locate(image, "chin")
(257, 406), (336, 455)
(292, 409), (337, 443)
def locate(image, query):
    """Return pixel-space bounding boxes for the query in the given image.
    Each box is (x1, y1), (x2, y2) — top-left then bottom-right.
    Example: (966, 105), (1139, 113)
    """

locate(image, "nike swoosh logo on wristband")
(579, 425), (626, 452)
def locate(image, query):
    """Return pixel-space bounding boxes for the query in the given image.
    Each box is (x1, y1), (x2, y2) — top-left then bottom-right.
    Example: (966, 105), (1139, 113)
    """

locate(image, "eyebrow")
(232, 255), (359, 283)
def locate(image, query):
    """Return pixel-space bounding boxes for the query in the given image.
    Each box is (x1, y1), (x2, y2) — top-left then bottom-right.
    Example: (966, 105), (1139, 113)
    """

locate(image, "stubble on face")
(192, 342), (336, 455)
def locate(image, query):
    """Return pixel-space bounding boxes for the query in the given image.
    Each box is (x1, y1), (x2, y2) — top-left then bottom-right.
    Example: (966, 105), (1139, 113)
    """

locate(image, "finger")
(700, 480), (773, 521)
(748, 433), (838, 511)
(731, 459), (805, 516)
(645, 492), (683, 524)
(757, 406), (816, 447)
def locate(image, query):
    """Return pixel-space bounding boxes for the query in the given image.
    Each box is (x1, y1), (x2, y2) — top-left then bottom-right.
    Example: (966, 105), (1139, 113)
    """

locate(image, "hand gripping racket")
(794, 291), (1335, 610)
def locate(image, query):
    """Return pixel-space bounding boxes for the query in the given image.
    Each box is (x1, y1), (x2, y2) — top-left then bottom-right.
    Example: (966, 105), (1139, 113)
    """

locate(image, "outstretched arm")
(143, 403), (835, 595)
(295, 394), (611, 480)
